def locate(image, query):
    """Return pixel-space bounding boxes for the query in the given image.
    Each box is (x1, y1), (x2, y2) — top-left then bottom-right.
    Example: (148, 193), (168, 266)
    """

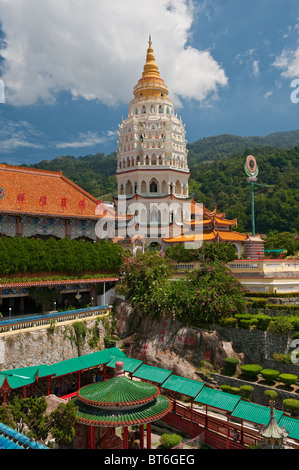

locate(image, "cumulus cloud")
(0, 119), (45, 152)
(0, 0), (227, 107)
(56, 130), (117, 149)
(273, 48), (299, 78)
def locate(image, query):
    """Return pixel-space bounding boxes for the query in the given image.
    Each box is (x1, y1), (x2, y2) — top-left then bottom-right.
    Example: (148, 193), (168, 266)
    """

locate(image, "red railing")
(164, 402), (260, 449)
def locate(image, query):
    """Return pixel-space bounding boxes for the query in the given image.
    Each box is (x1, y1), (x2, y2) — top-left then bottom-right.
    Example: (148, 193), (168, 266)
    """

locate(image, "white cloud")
(264, 90), (273, 99)
(252, 60), (259, 77)
(56, 130), (116, 149)
(273, 48), (299, 78)
(0, 0), (228, 107)
(0, 119), (45, 152)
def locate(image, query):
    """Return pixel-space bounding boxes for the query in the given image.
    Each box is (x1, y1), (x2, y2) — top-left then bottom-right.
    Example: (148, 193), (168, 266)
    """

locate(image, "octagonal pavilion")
(73, 361), (172, 449)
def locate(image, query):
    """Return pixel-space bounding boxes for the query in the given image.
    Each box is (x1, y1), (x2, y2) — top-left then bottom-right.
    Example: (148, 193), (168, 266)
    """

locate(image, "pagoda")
(258, 399), (289, 449)
(73, 361), (172, 449)
(111, 37), (247, 254)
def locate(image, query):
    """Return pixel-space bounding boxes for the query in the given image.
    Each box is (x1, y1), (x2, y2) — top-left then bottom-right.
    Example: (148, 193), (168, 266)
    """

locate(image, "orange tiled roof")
(0, 164), (104, 219)
(163, 229), (247, 243)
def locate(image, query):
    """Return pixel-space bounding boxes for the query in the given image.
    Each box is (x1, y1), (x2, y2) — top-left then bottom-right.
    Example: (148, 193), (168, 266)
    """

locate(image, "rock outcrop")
(112, 297), (243, 378)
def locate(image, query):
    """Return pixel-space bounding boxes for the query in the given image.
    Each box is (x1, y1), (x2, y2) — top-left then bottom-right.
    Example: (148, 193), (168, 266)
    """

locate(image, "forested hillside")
(21, 132), (299, 234)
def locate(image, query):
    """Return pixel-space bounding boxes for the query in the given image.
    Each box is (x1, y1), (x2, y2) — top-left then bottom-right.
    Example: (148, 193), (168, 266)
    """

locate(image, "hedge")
(278, 373), (298, 387)
(283, 399), (299, 414)
(223, 357), (239, 376)
(240, 364), (263, 379)
(260, 369), (280, 384)
(159, 433), (182, 449)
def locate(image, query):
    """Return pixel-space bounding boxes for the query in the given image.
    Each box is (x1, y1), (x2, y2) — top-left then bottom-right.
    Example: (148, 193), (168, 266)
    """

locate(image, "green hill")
(21, 131), (299, 234)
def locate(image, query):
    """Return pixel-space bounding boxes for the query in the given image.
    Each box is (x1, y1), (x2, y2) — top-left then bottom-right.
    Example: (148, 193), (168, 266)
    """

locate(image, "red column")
(146, 423), (151, 449)
(91, 426), (96, 449)
(23, 386), (26, 398)
(139, 424), (144, 449)
(226, 413), (230, 449)
(123, 426), (129, 449)
(47, 377), (50, 396)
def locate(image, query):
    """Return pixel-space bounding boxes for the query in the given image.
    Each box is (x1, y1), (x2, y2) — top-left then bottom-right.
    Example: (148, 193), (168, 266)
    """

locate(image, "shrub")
(249, 298), (268, 309)
(264, 390), (278, 400)
(239, 318), (257, 329)
(239, 385), (254, 400)
(278, 373), (298, 387)
(240, 364), (262, 379)
(290, 316), (299, 331)
(159, 433), (182, 449)
(267, 317), (294, 334)
(234, 313), (254, 322)
(261, 369), (280, 384)
(223, 357), (239, 376)
(220, 385), (232, 393)
(272, 352), (291, 364)
(283, 399), (299, 415)
(220, 317), (238, 328)
(230, 387), (241, 395)
(255, 313), (272, 330)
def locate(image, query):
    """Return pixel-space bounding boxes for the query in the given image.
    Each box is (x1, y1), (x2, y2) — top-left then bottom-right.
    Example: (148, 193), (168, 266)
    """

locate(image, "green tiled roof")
(78, 376), (159, 407)
(0, 366), (40, 390)
(231, 400), (284, 426)
(106, 356), (143, 374)
(161, 374), (205, 398)
(194, 387), (241, 412)
(132, 363), (172, 384)
(277, 415), (299, 441)
(74, 393), (172, 427)
(45, 347), (125, 378)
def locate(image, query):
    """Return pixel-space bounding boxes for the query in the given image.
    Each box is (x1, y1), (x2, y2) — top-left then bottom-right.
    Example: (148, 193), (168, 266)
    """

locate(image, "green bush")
(239, 318), (257, 329)
(234, 313), (254, 322)
(220, 317), (238, 327)
(264, 390), (278, 400)
(290, 316), (299, 331)
(255, 313), (272, 330)
(159, 433), (183, 449)
(230, 387), (240, 395)
(272, 352), (291, 364)
(283, 399), (299, 415)
(223, 357), (239, 376)
(220, 385), (232, 393)
(249, 298), (268, 309)
(239, 385), (254, 400)
(267, 317), (294, 334)
(261, 369), (280, 384)
(278, 373), (298, 387)
(240, 364), (263, 379)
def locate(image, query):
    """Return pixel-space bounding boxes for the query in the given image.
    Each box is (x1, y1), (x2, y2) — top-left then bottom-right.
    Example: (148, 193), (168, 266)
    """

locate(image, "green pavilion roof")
(105, 356), (143, 374)
(78, 376), (159, 408)
(231, 400), (284, 426)
(0, 366), (40, 390)
(74, 393), (172, 427)
(161, 374), (205, 398)
(132, 364), (172, 384)
(194, 387), (241, 412)
(277, 415), (299, 441)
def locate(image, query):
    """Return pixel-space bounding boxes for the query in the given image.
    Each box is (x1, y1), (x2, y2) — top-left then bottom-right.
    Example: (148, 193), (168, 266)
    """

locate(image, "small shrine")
(259, 399), (289, 449)
(73, 361), (172, 449)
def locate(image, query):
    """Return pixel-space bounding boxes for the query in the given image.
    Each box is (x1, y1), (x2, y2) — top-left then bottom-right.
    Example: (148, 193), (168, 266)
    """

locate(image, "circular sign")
(244, 155), (258, 178)
(246, 155), (257, 173)
(0, 187), (4, 200)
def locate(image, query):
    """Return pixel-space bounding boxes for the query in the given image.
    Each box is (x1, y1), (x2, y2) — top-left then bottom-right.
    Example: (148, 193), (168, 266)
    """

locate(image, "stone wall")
(0, 316), (109, 371)
(212, 373), (299, 411)
(214, 325), (293, 368)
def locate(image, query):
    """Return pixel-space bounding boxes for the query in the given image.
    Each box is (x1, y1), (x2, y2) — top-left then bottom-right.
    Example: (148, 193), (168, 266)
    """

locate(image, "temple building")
(112, 37), (247, 254)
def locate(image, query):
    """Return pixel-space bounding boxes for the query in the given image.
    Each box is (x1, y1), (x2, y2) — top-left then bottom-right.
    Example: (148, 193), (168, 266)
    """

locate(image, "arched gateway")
(73, 361), (172, 449)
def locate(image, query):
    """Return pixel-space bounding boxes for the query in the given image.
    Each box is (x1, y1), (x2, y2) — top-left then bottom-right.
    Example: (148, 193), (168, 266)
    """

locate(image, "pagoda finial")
(148, 34), (152, 46)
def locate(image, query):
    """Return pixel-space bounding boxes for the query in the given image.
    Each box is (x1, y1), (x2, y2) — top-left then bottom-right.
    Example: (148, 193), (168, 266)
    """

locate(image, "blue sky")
(0, 0), (299, 165)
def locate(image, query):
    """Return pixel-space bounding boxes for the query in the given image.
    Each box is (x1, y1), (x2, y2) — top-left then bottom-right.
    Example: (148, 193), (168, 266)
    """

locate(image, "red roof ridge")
(0, 163), (63, 178)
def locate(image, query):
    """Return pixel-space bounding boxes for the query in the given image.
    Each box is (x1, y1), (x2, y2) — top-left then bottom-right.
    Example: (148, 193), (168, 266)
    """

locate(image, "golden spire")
(142, 35), (160, 78)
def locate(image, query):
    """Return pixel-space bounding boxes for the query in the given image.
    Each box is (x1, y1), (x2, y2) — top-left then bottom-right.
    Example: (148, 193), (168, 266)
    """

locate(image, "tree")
(48, 400), (78, 447)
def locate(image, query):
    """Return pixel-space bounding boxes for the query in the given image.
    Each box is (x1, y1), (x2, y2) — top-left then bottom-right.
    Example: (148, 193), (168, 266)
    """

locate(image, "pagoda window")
(159, 105), (163, 113)
(134, 182), (138, 194)
(161, 180), (167, 193)
(158, 156), (162, 165)
(141, 181), (147, 194)
(127, 157), (130, 167)
(125, 181), (133, 195)
(120, 184), (124, 195)
(150, 179), (158, 193)
(142, 105), (146, 114)
(145, 155), (149, 165)
(166, 107), (170, 114)
(135, 107), (138, 115)
(123, 158), (126, 168)
(136, 155), (140, 164)
(151, 155), (157, 165)
(175, 180), (181, 195)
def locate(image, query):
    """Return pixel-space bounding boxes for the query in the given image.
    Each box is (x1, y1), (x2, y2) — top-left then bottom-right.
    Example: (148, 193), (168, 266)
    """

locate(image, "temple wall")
(0, 316), (109, 371)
